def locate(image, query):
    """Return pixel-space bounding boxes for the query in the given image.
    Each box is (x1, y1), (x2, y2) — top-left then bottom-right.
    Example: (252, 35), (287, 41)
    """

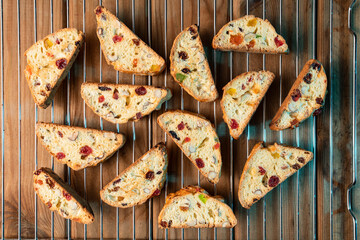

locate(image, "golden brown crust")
(35, 122), (126, 170)
(220, 71), (275, 139)
(100, 142), (168, 207)
(33, 167), (94, 224)
(269, 59), (327, 130)
(170, 25), (218, 102)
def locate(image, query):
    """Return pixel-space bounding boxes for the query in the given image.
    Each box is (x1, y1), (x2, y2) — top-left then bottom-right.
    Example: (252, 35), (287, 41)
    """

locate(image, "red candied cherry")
(184, 137), (191, 143)
(274, 36), (284, 47)
(135, 86), (147, 95)
(230, 119), (239, 129)
(80, 145), (93, 156)
(195, 158), (205, 168)
(177, 122), (185, 130)
(213, 143), (220, 149)
(95, 6), (102, 15)
(63, 191), (71, 200)
(152, 189), (161, 197)
(56, 152), (66, 159)
(145, 171), (155, 180)
(268, 176), (280, 187)
(258, 166), (266, 175)
(98, 95), (105, 103)
(113, 35), (123, 43)
(58, 131), (63, 138)
(291, 89), (301, 102)
(55, 58), (67, 69)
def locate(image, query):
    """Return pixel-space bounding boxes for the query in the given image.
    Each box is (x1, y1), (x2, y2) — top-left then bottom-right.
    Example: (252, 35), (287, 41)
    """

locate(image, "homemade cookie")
(170, 25), (218, 102)
(24, 28), (84, 108)
(36, 122), (126, 170)
(33, 167), (94, 224)
(212, 15), (288, 54)
(157, 110), (222, 184)
(221, 71), (275, 139)
(100, 143), (168, 208)
(238, 142), (313, 208)
(270, 59), (327, 130)
(81, 83), (172, 124)
(158, 186), (237, 228)
(94, 6), (165, 75)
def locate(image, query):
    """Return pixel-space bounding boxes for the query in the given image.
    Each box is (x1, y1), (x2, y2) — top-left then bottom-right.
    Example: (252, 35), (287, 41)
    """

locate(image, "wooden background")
(0, 0), (359, 239)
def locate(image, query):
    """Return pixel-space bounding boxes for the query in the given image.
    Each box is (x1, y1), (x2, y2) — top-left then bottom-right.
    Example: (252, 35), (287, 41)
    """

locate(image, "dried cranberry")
(168, 220), (173, 227)
(268, 176), (280, 187)
(169, 130), (180, 140)
(189, 26), (197, 35)
(145, 171), (155, 180)
(152, 189), (161, 196)
(63, 191), (71, 201)
(247, 76), (253, 83)
(242, 84), (246, 90)
(113, 35), (123, 43)
(156, 171), (162, 174)
(292, 163), (301, 170)
(98, 86), (111, 91)
(34, 169), (42, 175)
(291, 89), (301, 102)
(135, 86), (147, 95)
(291, 119), (299, 126)
(191, 34), (198, 40)
(311, 62), (321, 71)
(298, 157), (305, 163)
(95, 6), (102, 15)
(135, 112), (142, 119)
(213, 143), (220, 149)
(75, 41), (80, 46)
(132, 39), (140, 46)
(113, 89), (119, 100)
(195, 158), (205, 168)
(230, 119), (239, 129)
(316, 97), (323, 105)
(80, 145), (93, 156)
(303, 73), (312, 84)
(184, 137), (191, 143)
(45, 83), (51, 91)
(46, 178), (55, 188)
(47, 202), (52, 208)
(177, 122), (185, 130)
(55, 58), (67, 69)
(55, 38), (60, 44)
(160, 221), (167, 228)
(181, 68), (190, 74)
(274, 36), (284, 47)
(98, 95), (105, 103)
(113, 178), (121, 185)
(313, 109), (322, 116)
(56, 152), (66, 159)
(40, 91), (46, 96)
(57, 131), (63, 138)
(178, 51), (188, 60)
(258, 166), (266, 175)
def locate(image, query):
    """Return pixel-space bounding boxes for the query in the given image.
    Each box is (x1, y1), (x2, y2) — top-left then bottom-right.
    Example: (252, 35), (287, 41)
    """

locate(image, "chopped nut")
(144, 188), (150, 194)
(107, 54), (118, 62)
(208, 171), (217, 180)
(103, 132), (116, 140)
(67, 131), (79, 141)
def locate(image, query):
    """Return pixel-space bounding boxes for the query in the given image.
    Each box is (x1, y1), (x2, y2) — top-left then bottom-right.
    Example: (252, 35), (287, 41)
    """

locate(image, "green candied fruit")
(175, 73), (186, 83)
(256, 34), (262, 38)
(199, 194), (208, 204)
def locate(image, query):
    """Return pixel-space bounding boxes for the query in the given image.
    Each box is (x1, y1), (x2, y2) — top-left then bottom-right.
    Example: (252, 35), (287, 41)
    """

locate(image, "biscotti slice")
(170, 25), (218, 102)
(157, 110), (222, 184)
(94, 6), (165, 75)
(100, 143), (168, 208)
(24, 28), (84, 108)
(33, 167), (94, 224)
(36, 122), (126, 170)
(270, 59), (327, 130)
(212, 15), (288, 54)
(158, 186), (237, 228)
(81, 83), (172, 124)
(238, 142), (313, 208)
(221, 71), (275, 139)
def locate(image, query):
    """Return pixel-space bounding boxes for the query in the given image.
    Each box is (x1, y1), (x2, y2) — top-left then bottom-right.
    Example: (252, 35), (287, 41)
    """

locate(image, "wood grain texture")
(0, 0), (358, 239)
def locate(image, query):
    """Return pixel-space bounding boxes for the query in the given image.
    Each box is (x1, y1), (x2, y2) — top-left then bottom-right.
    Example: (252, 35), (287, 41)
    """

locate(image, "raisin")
(258, 166), (266, 175)
(195, 158), (205, 168)
(230, 119), (239, 129)
(274, 36), (284, 47)
(291, 89), (301, 102)
(80, 145), (93, 156)
(298, 157), (305, 163)
(135, 112), (142, 120)
(63, 191), (71, 201)
(189, 26), (197, 35)
(46, 202), (52, 208)
(213, 143), (220, 149)
(313, 109), (322, 116)
(229, 23), (234, 27)
(292, 163), (301, 170)
(239, 27), (243, 32)
(268, 176), (280, 187)
(45, 83), (51, 91)
(160, 221), (167, 228)
(34, 169), (42, 175)
(226, 31), (229, 34)
(111, 186), (120, 192)
(40, 91), (46, 96)
(191, 35), (198, 40)
(98, 95), (105, 103)
(184, 137), (191, 143)
(121, 203), (127, 206)
(169, 130), (180, 140)
(132, 38), (140, 46)
(135, 86), (147, 95)
(156, 171), (162, 174)
(75, 41), (80, 46)
(177, 122), (185, 130)
(113, 35), (123, 43)
(152, 189), (161, 196)
(178, 51), (188, 60)
(95, 6), (102, 15)
(113, 178), (121, 185)
(56, 152), (66, 159)
(98, 86), (111, 91)
(168, 220), (173, 227)
(55, 58), (67, 69)
(145, 171), (155, 180)
(311, 62), (321, 71)
(113, 89), (119, 100)
(102, 103), (108, 107)
(46, 178), (55, 188)
(303, 73), (312, 84)
(230, 34), (243, 45)
(57, 131), (63, 138)
(181, 68), (190, 74)
(316, 97), (323, 105)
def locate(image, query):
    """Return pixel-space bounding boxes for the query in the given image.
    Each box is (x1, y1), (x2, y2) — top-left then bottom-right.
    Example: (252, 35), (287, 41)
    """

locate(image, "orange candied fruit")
(230, 34), (244, 45)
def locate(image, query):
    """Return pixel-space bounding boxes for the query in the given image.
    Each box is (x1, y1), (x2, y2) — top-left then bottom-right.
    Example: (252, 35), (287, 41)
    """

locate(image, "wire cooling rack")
(0, 0), (358, 239)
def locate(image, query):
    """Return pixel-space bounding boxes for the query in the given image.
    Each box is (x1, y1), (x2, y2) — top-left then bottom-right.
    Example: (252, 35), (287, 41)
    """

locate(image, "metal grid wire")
(0, 0), (356, 239)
